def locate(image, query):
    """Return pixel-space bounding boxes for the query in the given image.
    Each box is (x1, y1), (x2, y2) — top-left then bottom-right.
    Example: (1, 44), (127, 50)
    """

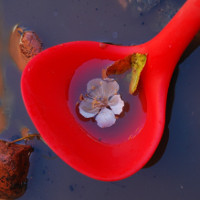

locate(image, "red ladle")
(21, 0), (200, 181)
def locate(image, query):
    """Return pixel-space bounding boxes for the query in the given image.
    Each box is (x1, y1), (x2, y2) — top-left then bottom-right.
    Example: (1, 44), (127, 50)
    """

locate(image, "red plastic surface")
(21, 0), (200, 181)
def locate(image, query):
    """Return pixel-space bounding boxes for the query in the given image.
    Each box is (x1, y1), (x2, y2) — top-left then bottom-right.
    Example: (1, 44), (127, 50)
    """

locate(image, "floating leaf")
(129, 53), (147, 94)
(106, 54), (132, 76)
(0, 140), (33, 199)
(104, 53), (147, 94)
(9, 24), (42, 72)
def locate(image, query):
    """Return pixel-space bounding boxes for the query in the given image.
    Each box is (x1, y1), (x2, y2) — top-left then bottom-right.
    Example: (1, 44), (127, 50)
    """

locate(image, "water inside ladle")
(21, 0), (200, 181)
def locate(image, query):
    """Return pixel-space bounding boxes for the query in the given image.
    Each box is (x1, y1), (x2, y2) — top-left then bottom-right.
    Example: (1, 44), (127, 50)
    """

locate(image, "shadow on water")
(179, 31), (200, 64)
(143, 31), (200, 168)
(144, 67), (178, 168)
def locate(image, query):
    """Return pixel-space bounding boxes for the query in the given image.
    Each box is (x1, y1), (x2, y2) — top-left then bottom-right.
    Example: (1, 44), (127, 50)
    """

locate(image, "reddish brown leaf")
(105, 55), (132, 76)
(9, 25), (42, 72)
(0, 140), (33, 199)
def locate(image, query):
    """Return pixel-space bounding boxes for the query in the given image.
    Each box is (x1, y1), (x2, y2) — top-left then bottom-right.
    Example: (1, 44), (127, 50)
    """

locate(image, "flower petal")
(95, 108), (116, 128)
(102, 78), (119, 99)
(87, 78), (104, 98)
(108, 95), (124, 115)
(79, 98), (99, 118)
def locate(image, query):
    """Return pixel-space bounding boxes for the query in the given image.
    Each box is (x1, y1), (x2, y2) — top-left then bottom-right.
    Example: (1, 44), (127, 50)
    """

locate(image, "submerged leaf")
(129, 53), (147, 94)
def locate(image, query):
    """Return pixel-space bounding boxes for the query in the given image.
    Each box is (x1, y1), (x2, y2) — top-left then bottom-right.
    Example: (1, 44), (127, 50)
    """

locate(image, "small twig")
(10, 133), (41, 144)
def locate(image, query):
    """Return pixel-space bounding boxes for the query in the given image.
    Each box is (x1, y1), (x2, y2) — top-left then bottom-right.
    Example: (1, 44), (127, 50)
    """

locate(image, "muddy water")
(1, 0), (200, 200)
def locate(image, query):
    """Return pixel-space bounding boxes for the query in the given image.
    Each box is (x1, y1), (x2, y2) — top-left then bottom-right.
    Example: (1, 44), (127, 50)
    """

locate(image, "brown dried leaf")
(19, 30), (42, 59)
(0, 140), (33, 199)
(9, 25), (42, 72)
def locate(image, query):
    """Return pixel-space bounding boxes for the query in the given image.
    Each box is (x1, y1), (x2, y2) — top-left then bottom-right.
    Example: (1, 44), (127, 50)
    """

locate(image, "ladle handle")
(147, 0), (200, 72)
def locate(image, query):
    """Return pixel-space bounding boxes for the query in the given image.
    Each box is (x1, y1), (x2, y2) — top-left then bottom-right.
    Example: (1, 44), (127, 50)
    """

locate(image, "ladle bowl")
(21, 0), (200, 181)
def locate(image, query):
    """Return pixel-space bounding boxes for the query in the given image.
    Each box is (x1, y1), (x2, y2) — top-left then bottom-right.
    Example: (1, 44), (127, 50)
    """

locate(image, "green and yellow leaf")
(104, 53), (147, 94)
(129, 53), (147, 94)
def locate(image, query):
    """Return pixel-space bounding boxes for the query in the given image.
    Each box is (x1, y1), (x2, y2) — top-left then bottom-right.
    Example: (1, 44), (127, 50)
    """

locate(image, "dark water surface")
(1, 0), (200, 199)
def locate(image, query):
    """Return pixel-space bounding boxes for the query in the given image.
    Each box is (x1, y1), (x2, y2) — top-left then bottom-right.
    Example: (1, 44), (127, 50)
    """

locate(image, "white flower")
(79, 78), (124, 128)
